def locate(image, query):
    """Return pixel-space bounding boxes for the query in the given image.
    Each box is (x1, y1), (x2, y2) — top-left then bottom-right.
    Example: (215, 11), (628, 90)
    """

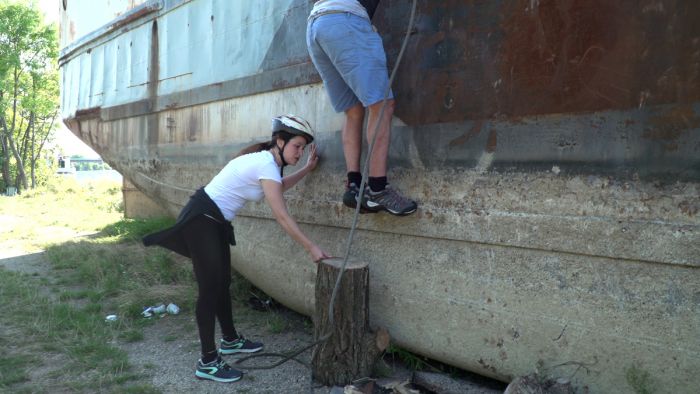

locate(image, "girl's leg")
(182, 216), (236, 359)
(215, 240), (237, 340)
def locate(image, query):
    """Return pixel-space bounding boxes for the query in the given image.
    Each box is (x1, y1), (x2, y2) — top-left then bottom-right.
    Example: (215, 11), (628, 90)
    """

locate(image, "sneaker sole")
(364, 202), (417, 216)
(389, 208), (417, 216)
(219, 346), (263, 355)
(195, 371), (242, 383)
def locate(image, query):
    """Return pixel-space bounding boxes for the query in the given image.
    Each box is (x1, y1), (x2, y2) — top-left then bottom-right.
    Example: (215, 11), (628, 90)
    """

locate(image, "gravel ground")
(120, 306), (334, 393)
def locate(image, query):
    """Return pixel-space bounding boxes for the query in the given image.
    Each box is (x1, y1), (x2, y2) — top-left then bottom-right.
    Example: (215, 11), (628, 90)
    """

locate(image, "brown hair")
(233, 130), (298, 159)
(234, 141), (273, 158)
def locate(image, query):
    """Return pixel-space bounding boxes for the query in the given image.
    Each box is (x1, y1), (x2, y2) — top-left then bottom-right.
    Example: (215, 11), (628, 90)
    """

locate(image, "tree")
(0, 1), (58, 192)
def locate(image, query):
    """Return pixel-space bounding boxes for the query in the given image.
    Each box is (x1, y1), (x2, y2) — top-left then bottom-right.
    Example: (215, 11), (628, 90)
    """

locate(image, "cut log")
(312, 257), (389, 386)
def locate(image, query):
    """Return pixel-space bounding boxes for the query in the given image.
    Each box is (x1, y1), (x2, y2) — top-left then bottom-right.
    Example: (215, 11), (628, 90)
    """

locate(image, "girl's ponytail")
(234, 139), (275, 159)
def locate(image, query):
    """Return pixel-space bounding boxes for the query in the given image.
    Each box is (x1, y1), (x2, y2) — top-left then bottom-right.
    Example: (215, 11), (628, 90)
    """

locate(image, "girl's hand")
(305, 144), (319, 171)
(309, 243), (331, 264)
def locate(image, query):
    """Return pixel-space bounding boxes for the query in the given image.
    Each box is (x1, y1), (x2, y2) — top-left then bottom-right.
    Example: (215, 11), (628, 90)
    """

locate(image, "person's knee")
(369, 98), (395, 117)
(345, 103), (365, 121)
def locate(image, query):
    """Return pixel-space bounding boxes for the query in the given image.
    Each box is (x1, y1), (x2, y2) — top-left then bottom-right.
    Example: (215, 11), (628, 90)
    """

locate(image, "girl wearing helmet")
(143, 114), (330, 383)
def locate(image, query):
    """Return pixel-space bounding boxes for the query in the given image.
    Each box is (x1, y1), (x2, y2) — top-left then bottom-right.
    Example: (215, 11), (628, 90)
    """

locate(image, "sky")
(36, 0), (101, 158)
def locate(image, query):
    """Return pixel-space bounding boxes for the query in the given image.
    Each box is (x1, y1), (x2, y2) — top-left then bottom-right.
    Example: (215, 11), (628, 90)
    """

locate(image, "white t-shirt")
(309, 0), (369, 21)
(204, 151), (282, 221)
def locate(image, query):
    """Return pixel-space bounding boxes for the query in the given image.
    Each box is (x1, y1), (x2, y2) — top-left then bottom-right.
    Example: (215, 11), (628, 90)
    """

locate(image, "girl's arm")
(281, 144), (319, 192)
(261, 178), (330, 263)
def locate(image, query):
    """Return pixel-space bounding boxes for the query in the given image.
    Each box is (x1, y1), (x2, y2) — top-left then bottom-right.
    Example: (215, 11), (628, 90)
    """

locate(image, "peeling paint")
(644, 105), (700, 140)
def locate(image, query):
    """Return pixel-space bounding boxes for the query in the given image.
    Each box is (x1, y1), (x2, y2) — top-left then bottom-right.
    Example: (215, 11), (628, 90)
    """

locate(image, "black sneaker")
(220, 336), (263, 355)
(362, 184), (417, 216)
(342, 181), (376, 213)
(195, 356), (242, 383)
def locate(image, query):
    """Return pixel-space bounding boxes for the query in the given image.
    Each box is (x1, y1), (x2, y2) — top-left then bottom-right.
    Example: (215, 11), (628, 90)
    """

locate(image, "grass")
(383, 343), (495, 384)
(0, 177), (185, 392)
(0, 353), (34, 386)
(0, 176), (123, 251)
(0, 269), (136, 391)
(385, 344), (432, 371)
(626, 363), (656, 394)
(0, 177), (310, 392)
(266, 313), (291, 334)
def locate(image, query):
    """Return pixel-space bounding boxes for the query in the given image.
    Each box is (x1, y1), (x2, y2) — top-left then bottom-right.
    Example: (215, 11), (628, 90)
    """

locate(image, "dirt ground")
(120, 305), (334, 393)
(0, 228), (505, 394)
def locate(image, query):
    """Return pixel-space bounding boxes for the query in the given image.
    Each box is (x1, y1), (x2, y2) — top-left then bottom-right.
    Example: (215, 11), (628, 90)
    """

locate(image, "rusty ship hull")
(59, 1), (700, 392)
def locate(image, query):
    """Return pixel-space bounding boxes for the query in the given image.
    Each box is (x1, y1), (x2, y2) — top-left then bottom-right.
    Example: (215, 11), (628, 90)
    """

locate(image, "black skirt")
(142, 188), (235, 258)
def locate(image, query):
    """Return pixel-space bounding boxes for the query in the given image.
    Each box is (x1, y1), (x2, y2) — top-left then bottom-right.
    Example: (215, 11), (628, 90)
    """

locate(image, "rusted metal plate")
(378, 0), (700, 126)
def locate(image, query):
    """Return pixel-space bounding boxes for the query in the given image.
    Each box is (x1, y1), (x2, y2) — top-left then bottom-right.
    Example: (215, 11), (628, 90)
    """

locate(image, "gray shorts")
(306, 12), (394, 113)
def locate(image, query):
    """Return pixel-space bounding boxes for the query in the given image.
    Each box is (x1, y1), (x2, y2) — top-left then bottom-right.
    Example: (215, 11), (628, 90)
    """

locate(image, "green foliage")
(0, 353), (34, 386)
(0, 177), (123, 250)
(386, 344), (431, 371)
(266, 312), (290, 333)
(29, 152), (57, 186)
(385, 344), (464, 377)
(101, 217), (176, 242)
(70, 160), (112, 171)
(0, 0), (59, 192)
(626, 363), (656, 394)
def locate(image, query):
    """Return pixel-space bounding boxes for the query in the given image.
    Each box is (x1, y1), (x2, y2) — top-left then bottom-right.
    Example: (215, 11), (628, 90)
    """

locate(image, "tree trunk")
(1, 118), (27, 191)
(8, 134), (27, 191)
(0, 133), (10, 189)
(29, 114), (36, 188)
(312, 257), (390, 386)
(7, 69), (27, 191)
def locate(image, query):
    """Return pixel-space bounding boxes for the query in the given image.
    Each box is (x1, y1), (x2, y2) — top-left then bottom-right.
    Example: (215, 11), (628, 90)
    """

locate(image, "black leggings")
(181, 215), (237, 356)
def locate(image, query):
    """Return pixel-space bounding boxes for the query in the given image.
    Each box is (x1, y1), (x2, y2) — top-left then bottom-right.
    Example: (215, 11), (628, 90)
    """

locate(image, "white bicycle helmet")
(271, 114), (314, 143)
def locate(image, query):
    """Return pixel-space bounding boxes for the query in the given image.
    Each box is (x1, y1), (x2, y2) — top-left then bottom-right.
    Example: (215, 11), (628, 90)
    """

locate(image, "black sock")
(201, 349), (218, 364)
(369, 176), (387, 193)
(348, 171), (362, 186)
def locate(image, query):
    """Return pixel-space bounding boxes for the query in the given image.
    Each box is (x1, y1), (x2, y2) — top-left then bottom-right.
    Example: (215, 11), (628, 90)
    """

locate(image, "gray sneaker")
(362, 185), (417, 216)
(342, 181), (377, 213)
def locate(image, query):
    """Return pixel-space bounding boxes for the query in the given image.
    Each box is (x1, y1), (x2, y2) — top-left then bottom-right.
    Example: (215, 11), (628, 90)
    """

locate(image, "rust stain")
(187, 114), (199, 142)
(498, 0), (627, 115)
(74, 107), (102, 119)
(679, 200), (698, 216)
(478, 357), (499, 374)
(148, 20), (160, 149)
(380, 0), (700, 126)
(486, 128), (498, 152)
(644, 105), (700, 141)
(108, 3), (161, 32)
(449, 119), (484, 146)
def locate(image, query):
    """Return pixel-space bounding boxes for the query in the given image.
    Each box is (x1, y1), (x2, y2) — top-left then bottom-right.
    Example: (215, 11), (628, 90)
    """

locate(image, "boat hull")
(59, 1), (700, 392)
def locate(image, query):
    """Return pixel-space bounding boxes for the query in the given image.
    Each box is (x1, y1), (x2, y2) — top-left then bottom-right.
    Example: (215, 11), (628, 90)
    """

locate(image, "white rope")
(136, 171), (195, 193)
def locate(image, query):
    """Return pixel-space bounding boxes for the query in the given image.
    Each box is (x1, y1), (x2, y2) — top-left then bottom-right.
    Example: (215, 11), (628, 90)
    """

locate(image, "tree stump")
(312, 257), (390, 386)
